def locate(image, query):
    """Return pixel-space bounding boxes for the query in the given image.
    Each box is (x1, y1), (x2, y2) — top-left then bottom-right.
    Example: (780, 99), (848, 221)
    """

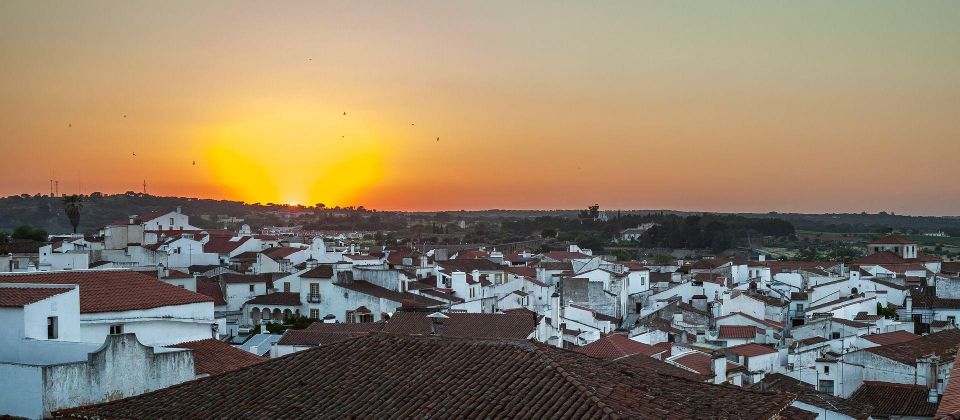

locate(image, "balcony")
(307, 294), (322, 304)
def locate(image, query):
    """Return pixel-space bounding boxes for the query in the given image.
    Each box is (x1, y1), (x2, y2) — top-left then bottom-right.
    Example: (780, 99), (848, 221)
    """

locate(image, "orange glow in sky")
(1, 1), (958, 214)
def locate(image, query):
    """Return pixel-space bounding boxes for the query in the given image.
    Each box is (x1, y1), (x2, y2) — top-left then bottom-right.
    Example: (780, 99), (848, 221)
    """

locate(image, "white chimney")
(176, 206), (182, 214)
(759, 254), (765, 262)
(250, 345), (259, 356)
(672, 313), (683, 326)
(711, 352), (727, 384)
(551, 292), (562, 348)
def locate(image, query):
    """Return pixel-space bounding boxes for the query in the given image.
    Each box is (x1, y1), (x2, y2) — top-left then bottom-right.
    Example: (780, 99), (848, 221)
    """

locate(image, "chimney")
(428, 312), (449, 335)
(129, 215), (137, 225)
(176, 206), (182, 214)
(551, 292), (562, 348)
(758, 254), (765, 262)
(471, 269), (481, 284)
(711, 351), (727, 384)
(672, 313), (683, 326)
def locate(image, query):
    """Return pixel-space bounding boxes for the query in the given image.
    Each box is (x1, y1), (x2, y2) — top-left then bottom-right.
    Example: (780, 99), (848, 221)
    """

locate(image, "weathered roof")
(300, 265), (334, 278)
(195, 279), (227, 306)
(865, 329), (960, 366)
(849, 381), (937, 418)
(172, 339), (265, 376)
(203, 236), (251, 254)
(718, 325), (759, 340)
(575, 334), (662, 359)
(937, 346), (960, 419)
(57, 334), (795, 419)
(726, 343), (778, 357)
(382, 311), (536, 339)
(753, 373), (873, 419)
(862, 330), (919, 346)
(0, 286), (72, 307)
(245, 292), (301, 306)
(0, 271), (211, 313)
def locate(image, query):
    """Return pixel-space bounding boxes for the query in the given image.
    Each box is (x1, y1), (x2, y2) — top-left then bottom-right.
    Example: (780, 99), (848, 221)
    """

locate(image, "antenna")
(142, 179), (147, 194)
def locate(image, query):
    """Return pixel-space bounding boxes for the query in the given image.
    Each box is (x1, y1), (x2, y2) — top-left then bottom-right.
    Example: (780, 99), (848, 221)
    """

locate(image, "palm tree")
(62, 195), (83, 234)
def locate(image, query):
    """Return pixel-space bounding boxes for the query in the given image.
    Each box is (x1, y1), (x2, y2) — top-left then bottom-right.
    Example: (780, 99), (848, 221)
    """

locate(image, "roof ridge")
(533, 347), (620, 418)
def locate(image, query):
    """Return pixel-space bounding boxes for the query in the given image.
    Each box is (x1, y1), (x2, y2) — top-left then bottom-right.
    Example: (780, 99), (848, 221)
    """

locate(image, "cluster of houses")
(4, 209), (960, 418)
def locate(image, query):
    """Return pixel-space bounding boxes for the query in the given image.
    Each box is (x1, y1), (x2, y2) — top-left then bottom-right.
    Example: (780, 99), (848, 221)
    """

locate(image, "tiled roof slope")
(300, 265), (334, 278)
(753, 373), (873, 419)
(245, 292), (301, 306)
(0, 286), (72, 307)
(849, 381), (938, 418)
(58, 334), (794, 419)
(865, 329), (960, 366)
(195, 279), (226, 306)
(172, 339), (265, 376)
(938, 346), (960, 419)
(862, 330), (919, 346)
(0, 271), (211, 313)
(615, 353), (705, 381)
(575, 334), (662, 359)
(382, 311), (536, 339)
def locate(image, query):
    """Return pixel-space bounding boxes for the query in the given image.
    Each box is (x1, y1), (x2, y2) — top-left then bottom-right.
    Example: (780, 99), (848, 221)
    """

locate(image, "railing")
(307, 294), (322, 303)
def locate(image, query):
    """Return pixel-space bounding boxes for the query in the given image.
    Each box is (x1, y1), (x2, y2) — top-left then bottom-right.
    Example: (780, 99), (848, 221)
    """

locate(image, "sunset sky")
(1, 1), (958, 214)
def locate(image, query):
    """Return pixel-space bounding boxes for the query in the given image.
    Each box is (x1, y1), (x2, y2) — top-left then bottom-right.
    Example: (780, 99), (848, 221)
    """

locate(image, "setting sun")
(198, 103), (386, 206)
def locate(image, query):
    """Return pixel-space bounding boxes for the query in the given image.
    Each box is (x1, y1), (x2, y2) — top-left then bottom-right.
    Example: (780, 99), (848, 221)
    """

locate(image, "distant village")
(4, 207), (960, 418)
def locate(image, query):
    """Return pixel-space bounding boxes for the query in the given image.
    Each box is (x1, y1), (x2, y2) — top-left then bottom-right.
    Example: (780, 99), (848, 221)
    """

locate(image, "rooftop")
(0, 270), (211, 313)
(172, 339), (265, 376)
(0, 285), (72, 307)
(58, 334), (794, 419)
(575, 334), (662, 359)
(848, 381), (937, 418)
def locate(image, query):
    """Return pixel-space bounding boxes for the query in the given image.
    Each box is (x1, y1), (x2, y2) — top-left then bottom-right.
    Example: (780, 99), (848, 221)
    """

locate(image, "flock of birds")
(65, 105), (442, 169)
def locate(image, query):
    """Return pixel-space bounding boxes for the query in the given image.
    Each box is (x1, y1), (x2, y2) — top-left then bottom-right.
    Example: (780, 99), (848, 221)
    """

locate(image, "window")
(47, 317), (58, 339)
(308, 283), (321, 303)
(823, 365), (830, 374)
(831, 332), (840, 340)
(818, 380), (834, 394)
(283, 282), (291, 292)
(310, 309), (320, 319)
(949, 316), (956, 325)
(109, 324), (124, 335)
(249, 284), (255, 292)
(796, 304), (804, 311)
(346, 310), (356, 324)
(469, 287), (476, 298)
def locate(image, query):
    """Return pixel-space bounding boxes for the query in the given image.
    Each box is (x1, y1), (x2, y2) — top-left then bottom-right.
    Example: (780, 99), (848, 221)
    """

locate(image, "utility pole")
(142, 179), (147, 195)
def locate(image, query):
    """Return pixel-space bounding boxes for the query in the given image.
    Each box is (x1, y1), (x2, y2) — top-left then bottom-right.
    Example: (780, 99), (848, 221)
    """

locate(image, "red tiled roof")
(753, 373), (873, 419)
(575, 334), (662, 359)
(853, 251), (907, 265)
(196, 279), (226, 306)
(615, 352), (702, 380)
(865, 329), (960, 366)
(937, 346), (960, 419)
(301, 264), (334, 278)
(507, 266), (536, 277)
(716, 312), (785, 330)
(245, 292), (301, 306)
(727, 343), (778, 357)
(263, 246), (302, 260)
(218, 273), (273, 285)
(172, 339), (265, 376)
(203, 236), (251, 254)
(0, 286), (72, 307)
(862, 330), (919, 346)
(672, 351), (744, 378)
(719, 325), (759, 340)
(57, 334), (795, 419)
(164, 269), (193, 279)
(453, 249), (490, 260)
(849, 381), (937, 417)
(0, 271), (212, 313)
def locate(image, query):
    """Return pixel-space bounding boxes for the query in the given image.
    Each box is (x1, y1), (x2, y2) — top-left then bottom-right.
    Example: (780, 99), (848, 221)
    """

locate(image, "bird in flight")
(132, 152), (136, 156)
(192, 160), (196, 166)
(343, 111), (346, 116)
(436, 137), (440, 142)
(123, 114), (127, 118)
(411, 123), (415, 126)
(68, 123), (72, 128)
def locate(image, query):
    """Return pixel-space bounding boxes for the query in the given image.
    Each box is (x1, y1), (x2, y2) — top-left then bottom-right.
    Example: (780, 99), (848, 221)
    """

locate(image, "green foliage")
(12, 225), (47, 241)
(611, 249), (632, 261)
(652, 253), (673, 265)
(541, 228), (557, 238)
(62, 194), (83, 233)
(877, 302), (898, 319)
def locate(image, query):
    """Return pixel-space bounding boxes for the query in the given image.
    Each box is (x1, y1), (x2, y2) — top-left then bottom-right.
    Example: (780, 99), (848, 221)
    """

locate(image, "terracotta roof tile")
(172, 339), (265, 376)
(382, 311), (536, 339)
(718, 325), (759, 339)
(0, 286), (72, 307)
(245, 292), (301, 306)
(57, 334), (795, 419)
(195, 279), (226, 306)
(862, 330), (919, 346)
(0, 271), (211, 313)
(753, 373), (873, 419)
(726, 343), (778, 357)
(849, 381), (937, 417)
(301, 264), (334, 278)
(575, 334), (662, 359)
(865, 329), (960, 366)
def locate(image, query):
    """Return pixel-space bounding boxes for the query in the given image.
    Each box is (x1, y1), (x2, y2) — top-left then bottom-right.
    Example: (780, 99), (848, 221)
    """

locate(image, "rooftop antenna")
(142, 179), (147, 195)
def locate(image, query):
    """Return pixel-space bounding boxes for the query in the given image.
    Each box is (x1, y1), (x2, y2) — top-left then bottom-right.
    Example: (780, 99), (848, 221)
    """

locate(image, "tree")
(611, 249), (632, 261)
(12, 225), (47, 241)
(62, 194), (83, 233)
(541, 228), (557, 238)
(0, 231), (9, 244)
